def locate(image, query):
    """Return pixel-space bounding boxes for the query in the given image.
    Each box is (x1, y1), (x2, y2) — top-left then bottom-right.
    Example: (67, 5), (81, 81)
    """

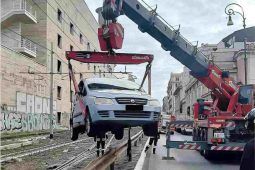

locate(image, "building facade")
(1, 0), (114, 132)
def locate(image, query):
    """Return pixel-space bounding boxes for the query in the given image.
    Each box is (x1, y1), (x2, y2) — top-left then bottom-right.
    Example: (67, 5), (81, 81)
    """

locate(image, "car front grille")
(114, 111), (151, 118)
(98, 111), (109, 118)
(115, 98), (148, 105)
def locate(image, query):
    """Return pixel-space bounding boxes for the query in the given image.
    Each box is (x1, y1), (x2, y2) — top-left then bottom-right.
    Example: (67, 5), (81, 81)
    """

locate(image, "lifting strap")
(68, 60), (87, 118)
(139, 63), (151, 91)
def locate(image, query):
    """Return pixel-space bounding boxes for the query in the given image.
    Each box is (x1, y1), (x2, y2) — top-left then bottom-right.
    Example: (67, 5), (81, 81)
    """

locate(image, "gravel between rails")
(1, 127), (149, 170)
(1, 130), (71, 157)
(71, 127), (148, 170)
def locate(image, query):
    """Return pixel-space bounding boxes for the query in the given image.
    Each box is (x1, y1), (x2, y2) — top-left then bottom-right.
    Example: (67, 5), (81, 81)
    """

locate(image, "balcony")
(15, 37), (37, 57)
(1, 0), (37, 27)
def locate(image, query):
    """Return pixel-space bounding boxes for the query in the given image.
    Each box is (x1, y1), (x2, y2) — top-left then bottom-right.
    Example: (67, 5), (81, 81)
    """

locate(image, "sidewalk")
(141, 134), (239, 170)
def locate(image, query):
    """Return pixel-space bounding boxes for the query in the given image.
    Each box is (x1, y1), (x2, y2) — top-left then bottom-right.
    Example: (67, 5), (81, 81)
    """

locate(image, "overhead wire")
(2, 31), (112, 76)
(2, 29), (70, 68)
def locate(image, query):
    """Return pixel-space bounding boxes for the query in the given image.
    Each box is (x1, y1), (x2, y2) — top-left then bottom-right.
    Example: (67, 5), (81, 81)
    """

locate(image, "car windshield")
(87, 78), (144, 92)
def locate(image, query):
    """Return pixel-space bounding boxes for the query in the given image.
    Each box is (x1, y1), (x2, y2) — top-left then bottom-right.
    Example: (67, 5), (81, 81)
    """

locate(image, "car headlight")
(94, 97), (114, 105)
(148, 99), (160, 106)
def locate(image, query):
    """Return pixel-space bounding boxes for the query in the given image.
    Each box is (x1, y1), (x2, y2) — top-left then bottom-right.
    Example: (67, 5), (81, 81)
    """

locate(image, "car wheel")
(143, 123), (158, 137)
(85, 109), (95, 137)
(203, 150), (213, 160)
(85, 115), (91, 133)
(115, 129), (124, 140)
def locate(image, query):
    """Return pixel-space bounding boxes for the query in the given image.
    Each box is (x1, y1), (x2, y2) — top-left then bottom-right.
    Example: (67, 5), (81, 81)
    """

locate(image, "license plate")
(126, 105), (143, 111)
(214, 133), (225, 138)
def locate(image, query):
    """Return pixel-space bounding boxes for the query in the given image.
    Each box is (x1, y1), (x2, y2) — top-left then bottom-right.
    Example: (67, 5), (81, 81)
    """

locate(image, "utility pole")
(148, 67), (151, 95)
(244, 37), (247, 85)
(50, 42), (54, 139)
(225, 3), (247, 84)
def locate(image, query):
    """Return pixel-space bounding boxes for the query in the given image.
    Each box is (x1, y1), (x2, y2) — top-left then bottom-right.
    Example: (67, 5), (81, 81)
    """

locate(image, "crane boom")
(101, 0), (209, 77)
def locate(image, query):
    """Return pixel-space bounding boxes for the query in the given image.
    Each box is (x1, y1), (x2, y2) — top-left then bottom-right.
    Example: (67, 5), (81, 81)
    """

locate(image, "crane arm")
(100, 0), (209, 77)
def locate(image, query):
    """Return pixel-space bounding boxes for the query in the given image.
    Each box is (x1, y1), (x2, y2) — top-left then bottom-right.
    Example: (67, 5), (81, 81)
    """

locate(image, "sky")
(85, 0), (255, 105)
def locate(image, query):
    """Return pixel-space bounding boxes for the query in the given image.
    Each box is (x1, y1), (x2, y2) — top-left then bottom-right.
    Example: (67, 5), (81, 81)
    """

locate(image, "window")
(70, 22), (74, 35)
(57, 112), (61, 124)
(87, 42), (90, 51)
(57, 9), (62, 23)
(57, 86), (62, 99)
(57, 60), (62, 73)
(70, 90), (73, 102)
(78, 81), (87, 96)
(70, 45), (73, 51)
(57, 34), (62, 48)
(80, 33), (83, 44)
(94, 65), (96, 74)
(99, 69), (101, 77)
(187, 106), (190, 116)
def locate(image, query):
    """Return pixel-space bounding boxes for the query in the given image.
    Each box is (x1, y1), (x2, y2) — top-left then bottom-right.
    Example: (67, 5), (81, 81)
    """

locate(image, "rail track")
(85, 130), (144, 170)
(0, 136), (90, 163)
(54, 135), (115, 170)
(1, 128), (145, 170)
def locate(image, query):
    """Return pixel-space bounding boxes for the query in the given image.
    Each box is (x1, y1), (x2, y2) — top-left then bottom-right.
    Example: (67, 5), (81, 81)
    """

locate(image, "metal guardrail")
(20, 37), (37, 54)
(85, 130), (144, 170)
(12, 0), (37, 19)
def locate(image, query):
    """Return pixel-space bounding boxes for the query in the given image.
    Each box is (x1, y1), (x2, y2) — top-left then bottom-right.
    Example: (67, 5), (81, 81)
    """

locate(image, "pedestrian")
(95, 134), (108, 157)
(145, 132), (160, 154)
(240, 108), (255, 170)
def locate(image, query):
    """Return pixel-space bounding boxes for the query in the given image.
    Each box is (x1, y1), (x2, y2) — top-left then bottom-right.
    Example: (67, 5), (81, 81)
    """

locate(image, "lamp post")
(225, 3), (247, 85)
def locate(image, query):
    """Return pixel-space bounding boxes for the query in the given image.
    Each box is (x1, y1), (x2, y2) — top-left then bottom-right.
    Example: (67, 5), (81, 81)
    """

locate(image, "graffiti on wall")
(0, 111), (57, 131)
(16, 92), (57, 114)
(0, 92), (58, 131)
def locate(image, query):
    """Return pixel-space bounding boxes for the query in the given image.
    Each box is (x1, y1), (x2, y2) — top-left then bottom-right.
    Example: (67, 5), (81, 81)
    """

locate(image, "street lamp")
(225, 3), (248, 85)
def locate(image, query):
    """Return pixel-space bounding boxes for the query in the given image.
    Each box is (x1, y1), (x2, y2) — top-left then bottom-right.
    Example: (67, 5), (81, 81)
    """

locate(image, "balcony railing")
(21, 38), (36, 52)
(17, 37), (37, 57)
(1, 0), (37, 23)
(14, 0), (37, 18)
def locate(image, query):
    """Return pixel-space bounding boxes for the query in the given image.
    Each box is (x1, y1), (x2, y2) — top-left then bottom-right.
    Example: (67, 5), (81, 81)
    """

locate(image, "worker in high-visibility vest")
(95, 134), (108, 157)
(145, 123), (160, 154)
(145, 133), (160, 154)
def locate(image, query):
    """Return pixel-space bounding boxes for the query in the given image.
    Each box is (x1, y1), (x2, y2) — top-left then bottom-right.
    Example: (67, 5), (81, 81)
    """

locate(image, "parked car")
(159, 113), (170, 134)
(181, 126), (193, 135)
(71, 78), (161, 140)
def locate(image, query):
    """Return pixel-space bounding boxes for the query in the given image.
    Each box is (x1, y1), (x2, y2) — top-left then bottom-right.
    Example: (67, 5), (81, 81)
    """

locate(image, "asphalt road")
(142, 132), (241, 170)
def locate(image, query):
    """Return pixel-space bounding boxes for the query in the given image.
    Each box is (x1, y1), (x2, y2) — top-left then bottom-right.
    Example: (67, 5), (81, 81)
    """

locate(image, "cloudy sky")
(85, 0), (255, 104)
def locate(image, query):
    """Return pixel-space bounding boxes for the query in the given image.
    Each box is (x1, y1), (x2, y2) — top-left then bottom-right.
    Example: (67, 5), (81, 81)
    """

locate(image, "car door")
(73, 80), (87, 117)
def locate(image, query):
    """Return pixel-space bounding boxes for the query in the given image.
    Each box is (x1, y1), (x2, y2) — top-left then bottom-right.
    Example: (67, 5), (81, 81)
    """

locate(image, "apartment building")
(165, 73), (182, 115)
(1, 0), (113, 132)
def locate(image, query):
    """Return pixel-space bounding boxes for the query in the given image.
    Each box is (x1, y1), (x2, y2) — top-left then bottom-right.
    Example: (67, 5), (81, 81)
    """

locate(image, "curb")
(134, 137), (150, 170)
